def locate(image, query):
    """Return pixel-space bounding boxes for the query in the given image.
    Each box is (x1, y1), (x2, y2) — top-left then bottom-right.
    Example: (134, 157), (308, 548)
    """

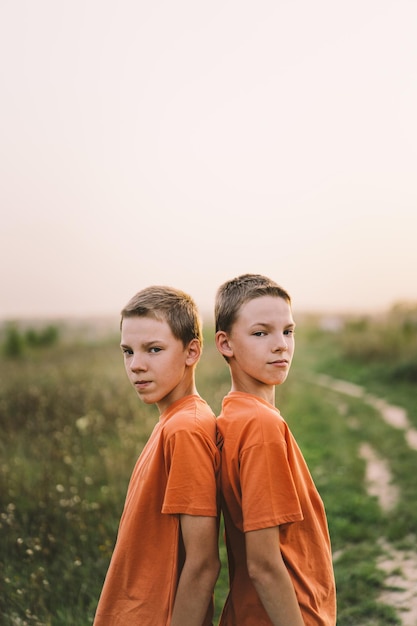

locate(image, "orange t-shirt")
(217, 392), (336, 626)
(93, 395), (219, 626)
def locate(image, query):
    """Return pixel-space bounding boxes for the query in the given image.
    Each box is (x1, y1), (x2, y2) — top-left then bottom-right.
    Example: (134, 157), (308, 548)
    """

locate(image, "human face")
(120, 316), (198, 414)
(221, 295), (295, 401)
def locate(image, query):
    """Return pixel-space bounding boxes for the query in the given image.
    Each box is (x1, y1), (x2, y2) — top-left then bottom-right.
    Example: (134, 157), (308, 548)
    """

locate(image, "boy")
(215, 274), (336, 626)
(93, 286), (220, 626)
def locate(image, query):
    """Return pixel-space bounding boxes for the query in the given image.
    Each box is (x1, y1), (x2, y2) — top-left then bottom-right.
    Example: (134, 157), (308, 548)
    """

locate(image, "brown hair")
(215, 273), (291, 334)
(121, 286), (203, 347)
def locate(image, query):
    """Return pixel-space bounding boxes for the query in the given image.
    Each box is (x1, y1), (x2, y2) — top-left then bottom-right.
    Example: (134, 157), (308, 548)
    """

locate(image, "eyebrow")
(250, 321), (296, 329)
(120, 340), (164, 350)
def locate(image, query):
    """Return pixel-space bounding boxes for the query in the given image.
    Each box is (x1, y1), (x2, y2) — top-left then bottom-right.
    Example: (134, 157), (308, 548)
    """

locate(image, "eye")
(284, 329), (294, 336)
(149, 346), (162, 353)
(121, 347), (133, 355)
(253, 331), (266, 337)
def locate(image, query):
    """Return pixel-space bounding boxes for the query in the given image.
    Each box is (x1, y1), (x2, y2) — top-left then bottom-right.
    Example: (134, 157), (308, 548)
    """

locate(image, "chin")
(274, 374), (289, 386)
(137, 394), (155, 405)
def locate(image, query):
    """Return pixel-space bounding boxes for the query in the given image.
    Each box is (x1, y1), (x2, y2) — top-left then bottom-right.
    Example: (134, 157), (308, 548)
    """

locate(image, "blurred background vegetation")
(1, 302), (416, 625)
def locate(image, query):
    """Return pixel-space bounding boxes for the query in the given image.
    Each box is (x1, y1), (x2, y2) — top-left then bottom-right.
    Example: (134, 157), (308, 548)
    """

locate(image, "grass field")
(1, 307), (416, 625)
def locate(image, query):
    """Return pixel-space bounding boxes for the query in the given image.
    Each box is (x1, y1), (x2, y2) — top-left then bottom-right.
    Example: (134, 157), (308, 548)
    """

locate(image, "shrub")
(1, 323), (60, 359)
(2, 323), (25, 358)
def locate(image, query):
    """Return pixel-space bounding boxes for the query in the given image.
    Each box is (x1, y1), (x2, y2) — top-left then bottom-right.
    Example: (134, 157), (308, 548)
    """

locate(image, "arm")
(170, 514), (220, 626)
(245, 526), (305, 626)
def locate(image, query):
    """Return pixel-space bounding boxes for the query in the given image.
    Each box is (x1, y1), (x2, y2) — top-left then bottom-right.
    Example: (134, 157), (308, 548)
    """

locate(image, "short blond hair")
(215, 273), (291, 334)
(121, 286), (203, 347)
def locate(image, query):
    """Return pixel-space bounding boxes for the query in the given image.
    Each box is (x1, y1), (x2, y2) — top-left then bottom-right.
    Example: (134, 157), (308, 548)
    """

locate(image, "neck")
(230, 380), (275, 406)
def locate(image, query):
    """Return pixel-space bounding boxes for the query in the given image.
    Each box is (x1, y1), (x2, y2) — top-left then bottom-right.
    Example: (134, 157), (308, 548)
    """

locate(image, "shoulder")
(163, 395), (217, 438)
(162, 397), (219, 468)
(218, 393), (286, 445)
(219, 392), (282, 424)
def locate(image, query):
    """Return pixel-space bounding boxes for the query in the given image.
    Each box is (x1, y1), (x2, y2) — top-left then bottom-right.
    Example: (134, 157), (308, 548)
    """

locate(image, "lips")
(134, 380), (152, 389)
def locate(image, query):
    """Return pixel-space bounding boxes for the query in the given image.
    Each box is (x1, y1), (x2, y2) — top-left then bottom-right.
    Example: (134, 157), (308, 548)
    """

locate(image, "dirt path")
(314, 374), (417, 451)
(358, 442), (399, 513)
(378, 539), (417, 626)
(313, 374), (417, 625)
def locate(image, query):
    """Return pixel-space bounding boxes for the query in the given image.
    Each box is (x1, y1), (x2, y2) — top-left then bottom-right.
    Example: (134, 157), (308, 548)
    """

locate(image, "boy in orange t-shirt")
(215, 274), (336, 626)
(93, 286), (220, 626)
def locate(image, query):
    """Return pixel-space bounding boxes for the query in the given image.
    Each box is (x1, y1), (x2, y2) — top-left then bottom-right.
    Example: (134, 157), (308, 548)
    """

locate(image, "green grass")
(1, 312), (416, 625)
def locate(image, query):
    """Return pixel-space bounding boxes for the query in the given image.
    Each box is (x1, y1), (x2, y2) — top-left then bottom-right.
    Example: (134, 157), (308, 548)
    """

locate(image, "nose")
(128, 352), (147, 372)
(273, 334), (288, 353)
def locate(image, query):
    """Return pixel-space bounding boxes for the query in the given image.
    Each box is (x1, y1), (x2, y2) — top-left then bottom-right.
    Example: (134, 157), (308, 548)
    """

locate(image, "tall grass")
(1, 339), (151, 624)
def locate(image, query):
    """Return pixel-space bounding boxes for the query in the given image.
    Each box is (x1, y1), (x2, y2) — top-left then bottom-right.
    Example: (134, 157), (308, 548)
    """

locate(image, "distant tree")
(3, 323), (24, 358)
(39, 325), (60, 346)
(2, 323), (60, 358)
(25, 325), (60, 347)
(25, 328), (39, 346)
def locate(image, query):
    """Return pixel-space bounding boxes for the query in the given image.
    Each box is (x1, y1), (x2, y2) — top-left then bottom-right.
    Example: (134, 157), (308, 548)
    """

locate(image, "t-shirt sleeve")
(240, 439), (304, 532)
(161, 428), (218, 517)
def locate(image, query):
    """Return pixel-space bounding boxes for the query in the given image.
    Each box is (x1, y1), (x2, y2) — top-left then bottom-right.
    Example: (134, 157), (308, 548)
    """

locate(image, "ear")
(215, 330), (234, 358)
(185, 338), (201, 366)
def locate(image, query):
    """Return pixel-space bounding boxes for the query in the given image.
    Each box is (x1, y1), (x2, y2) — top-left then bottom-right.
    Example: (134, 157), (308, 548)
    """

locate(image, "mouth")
(269, 359), (288, 366)
(134, 380), (152, 390)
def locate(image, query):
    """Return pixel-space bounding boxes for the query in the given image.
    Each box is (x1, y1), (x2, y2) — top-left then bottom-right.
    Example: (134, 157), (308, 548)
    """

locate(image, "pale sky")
(1, 0), (416, 320)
